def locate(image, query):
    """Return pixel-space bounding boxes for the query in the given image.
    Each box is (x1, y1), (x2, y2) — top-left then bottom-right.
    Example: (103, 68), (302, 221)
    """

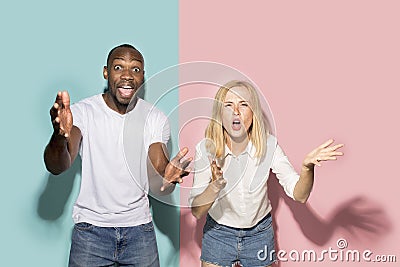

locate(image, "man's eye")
(114, 65), (122, 71)
(133, 67), (141, 72)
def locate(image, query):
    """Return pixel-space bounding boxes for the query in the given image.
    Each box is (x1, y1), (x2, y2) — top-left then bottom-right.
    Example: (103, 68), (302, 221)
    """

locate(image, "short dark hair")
(106, 44), (141, 68)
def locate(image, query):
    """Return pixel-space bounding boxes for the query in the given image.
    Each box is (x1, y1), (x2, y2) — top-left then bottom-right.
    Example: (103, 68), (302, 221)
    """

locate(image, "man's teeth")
(119, 87), (134, 97)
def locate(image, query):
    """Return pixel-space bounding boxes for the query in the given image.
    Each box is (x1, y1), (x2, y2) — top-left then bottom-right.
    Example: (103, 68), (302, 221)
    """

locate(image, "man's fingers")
(61, 91), (71, 109)
(51, 91), (68, 117)
(180, 169), (191, 179)
(173, 147), (189, 162)
(181, 157), (193, 169)
(53, 90), (70, 108)
(50, 104), (59, 119)
(170, 148), (191, 170)
(55, 91), (62, 103)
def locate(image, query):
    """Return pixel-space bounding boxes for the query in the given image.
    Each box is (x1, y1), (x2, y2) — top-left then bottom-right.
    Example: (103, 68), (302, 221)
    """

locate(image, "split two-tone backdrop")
(1, 1), (399, 266)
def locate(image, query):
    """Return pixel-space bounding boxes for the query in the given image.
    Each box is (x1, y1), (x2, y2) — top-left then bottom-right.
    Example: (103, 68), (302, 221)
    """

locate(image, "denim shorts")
(68, 221), (160, 267)
(201, 214), (276, 267)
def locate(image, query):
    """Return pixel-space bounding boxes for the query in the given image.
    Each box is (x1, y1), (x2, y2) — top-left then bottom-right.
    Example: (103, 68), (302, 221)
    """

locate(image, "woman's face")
(221, 86), (253, 143)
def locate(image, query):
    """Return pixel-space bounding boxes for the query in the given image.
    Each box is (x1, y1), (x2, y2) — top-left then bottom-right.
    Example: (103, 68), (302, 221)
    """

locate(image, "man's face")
(103, 47), (145, 105)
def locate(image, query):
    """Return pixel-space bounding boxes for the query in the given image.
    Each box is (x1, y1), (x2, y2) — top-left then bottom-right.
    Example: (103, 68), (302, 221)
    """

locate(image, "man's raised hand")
(50, 91), (73, 138)
(161, 147), (192, 191)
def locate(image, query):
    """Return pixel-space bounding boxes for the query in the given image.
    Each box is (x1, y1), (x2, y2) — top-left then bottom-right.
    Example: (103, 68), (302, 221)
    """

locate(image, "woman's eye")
(133, 67), (141, 72)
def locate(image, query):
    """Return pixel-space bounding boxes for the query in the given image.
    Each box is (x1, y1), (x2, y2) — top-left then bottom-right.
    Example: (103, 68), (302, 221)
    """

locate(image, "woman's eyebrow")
(223, 100), (249, 103)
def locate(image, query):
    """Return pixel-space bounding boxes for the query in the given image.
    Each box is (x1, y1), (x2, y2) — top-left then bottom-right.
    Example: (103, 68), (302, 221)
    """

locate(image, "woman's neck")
(226, 135), (249, 156)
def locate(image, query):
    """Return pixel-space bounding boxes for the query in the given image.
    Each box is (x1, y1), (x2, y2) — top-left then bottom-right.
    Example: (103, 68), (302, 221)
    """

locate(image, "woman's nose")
(233, 105), (240, 115)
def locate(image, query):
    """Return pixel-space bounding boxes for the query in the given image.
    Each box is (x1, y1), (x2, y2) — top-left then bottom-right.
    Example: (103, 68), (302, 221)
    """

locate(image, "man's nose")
(121, 69), (134, 80)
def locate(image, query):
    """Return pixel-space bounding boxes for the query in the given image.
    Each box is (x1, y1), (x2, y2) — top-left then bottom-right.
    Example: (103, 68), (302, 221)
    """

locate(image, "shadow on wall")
(181, 172), (393, 266)
(268, 172), (393, 266)
(37, 157), (82, 221)
(150, 197), (180, 266)
(148, 137), (180, 266)
(37, 160), (180, 267)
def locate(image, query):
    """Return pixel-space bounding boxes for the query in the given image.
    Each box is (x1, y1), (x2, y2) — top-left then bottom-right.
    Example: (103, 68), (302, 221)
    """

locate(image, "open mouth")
(232, 119), (241, 130)
(118, 85), (135, 98)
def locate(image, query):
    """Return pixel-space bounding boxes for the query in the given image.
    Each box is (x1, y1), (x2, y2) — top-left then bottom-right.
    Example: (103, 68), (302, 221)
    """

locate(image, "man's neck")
(102, 92), (131, 114)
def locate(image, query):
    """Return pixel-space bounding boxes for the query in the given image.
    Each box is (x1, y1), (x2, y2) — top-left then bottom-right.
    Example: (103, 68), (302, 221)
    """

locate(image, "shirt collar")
(224, 141), (256, 159)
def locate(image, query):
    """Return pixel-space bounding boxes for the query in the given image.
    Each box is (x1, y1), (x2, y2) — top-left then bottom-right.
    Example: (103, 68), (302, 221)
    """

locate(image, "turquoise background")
(0, 1), (179, 266)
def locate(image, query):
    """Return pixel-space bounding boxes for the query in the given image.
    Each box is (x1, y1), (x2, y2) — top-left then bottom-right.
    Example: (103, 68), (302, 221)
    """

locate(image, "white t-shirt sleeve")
(271, 144), (300, 200)
(147, 109), (170, 145)
(70, 102), (86, 135)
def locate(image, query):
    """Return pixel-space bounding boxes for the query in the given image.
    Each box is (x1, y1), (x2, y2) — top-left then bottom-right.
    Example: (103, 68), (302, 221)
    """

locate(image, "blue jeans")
(201, 214), (276, 267)
(68, 221), (160, 267)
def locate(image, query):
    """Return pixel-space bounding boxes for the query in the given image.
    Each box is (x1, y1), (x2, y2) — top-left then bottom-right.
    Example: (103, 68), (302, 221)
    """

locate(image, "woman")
(190, 80), (344, 267)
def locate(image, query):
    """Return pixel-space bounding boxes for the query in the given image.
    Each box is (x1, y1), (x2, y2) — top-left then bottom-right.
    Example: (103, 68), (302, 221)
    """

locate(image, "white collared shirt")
(190, 135), (300, 228)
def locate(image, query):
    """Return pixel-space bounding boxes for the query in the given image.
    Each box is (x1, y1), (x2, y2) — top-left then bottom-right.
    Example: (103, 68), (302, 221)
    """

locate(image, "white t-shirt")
(70, 94), (170, 227)
(190, 135), (300, 228)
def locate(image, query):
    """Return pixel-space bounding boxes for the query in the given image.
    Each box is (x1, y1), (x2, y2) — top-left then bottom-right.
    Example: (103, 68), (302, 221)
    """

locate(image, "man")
(44, 44), (191, 266)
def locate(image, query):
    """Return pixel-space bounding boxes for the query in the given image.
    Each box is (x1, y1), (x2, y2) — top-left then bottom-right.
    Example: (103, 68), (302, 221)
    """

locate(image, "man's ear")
(103, 66), (108, 80)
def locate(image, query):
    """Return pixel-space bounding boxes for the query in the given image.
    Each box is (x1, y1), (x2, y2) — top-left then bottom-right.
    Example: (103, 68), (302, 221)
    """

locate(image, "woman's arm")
(191, 161), (226, 219)
(293, 139), (344, 203)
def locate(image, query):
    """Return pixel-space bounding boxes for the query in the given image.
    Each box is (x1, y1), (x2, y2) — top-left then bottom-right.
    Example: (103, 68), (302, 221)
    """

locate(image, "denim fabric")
(201, 214), (276, 267)
(68, 221), (159, 267)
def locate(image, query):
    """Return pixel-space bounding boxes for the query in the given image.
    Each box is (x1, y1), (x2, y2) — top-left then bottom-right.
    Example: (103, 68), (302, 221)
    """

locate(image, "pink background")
(179, 1), (400, 266)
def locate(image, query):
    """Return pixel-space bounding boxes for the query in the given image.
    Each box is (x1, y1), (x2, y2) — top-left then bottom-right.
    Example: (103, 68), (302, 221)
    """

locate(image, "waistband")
(207, 212), (271, 230)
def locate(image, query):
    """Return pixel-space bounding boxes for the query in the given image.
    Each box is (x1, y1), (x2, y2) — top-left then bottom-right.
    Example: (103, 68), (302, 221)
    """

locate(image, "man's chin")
(117, 96), (132, 106)
(117, 93), (137, 104)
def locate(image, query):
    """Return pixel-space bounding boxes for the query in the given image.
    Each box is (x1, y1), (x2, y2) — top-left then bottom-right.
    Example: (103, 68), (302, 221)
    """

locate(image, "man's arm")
(44, 91), (82, 175)
(147, 143), (192, 195)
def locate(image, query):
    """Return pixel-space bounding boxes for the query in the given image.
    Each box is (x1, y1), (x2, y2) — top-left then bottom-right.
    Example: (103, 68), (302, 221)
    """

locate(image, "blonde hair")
(205, 80), (269, 159)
